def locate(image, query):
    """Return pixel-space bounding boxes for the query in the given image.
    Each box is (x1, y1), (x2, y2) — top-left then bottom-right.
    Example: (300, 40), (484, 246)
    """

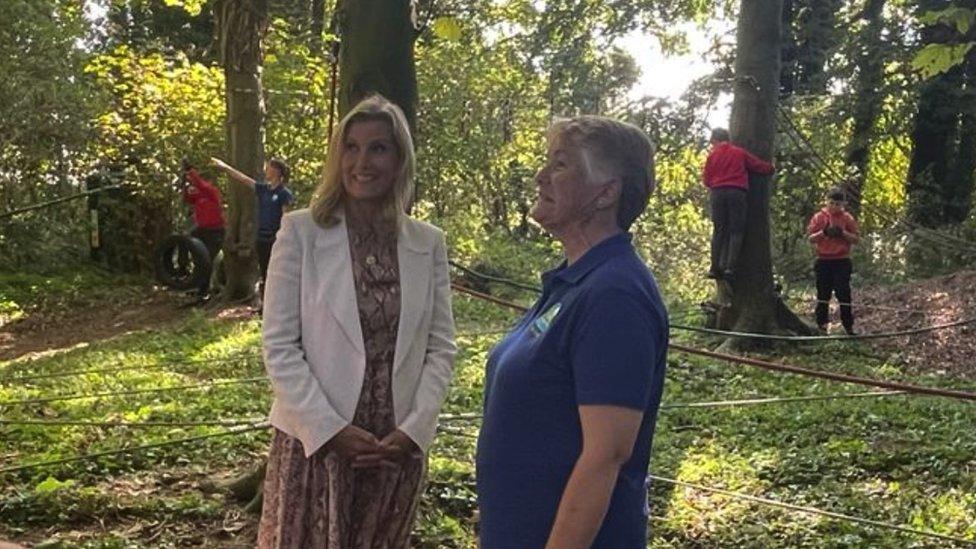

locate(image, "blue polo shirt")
(255, 179), (294, 240)
(476, 233), (668, 549)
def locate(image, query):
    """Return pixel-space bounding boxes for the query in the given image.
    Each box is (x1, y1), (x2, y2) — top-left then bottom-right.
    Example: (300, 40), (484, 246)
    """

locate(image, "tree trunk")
(336, 0), (418, 129)
(843, 0), (887, 216)
(793, 0), (841, 95)
(717, 0), (813, 344)
(906, 66), (962, 228)
(310, 0), (326, 53)
(215, 0), (268, 301)
(946, 56), (976, 223)
(780, 0), (796, 96)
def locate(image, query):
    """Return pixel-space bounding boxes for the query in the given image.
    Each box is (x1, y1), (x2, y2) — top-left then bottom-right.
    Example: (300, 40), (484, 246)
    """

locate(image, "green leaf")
(162, 0), (205, 17)
(911, 43), (975, 79)
(34, 476), (75, 494)
(918, 7), (976, 35)
(432, 17), (463, 42)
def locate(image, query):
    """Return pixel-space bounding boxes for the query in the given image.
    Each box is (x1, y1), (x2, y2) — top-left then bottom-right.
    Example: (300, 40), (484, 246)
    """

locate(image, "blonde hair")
(548, 116), (656, 231)
(310, 95), (416, 227)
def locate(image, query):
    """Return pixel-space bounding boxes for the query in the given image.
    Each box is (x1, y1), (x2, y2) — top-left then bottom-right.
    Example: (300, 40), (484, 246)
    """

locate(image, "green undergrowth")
(1, 274), (973, 547)
(0, 266), (146, 325)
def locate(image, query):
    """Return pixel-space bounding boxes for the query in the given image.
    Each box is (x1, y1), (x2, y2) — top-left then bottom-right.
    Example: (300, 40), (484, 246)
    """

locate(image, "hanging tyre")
(154, 234), (211, 291)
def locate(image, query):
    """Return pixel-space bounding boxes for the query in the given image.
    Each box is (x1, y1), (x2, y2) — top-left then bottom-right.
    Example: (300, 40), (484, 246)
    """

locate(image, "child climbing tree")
(716, 0), (816, 343)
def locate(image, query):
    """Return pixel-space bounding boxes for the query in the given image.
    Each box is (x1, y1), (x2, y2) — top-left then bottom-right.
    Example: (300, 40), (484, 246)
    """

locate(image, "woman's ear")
(599, 180), (622, 208)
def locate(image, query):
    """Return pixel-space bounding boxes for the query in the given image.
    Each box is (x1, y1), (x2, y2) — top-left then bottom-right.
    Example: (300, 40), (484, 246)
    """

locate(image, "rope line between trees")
(647, 474), (976, 546)
(450, 283), (976, 402)
(0, 422), (270, 475)
(670, 344), (976, 402)
(0, 185), (122, 220)
(0, 353), (263, 384)
(0, 377), (267, 407)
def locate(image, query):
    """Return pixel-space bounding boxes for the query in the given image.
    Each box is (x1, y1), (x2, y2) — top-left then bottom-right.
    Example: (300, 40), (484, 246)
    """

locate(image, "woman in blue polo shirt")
(477, 116), (668, 549)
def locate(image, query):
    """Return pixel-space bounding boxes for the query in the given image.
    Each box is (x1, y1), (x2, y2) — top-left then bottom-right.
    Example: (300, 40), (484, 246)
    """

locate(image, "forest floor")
(0, 266), (974, 547)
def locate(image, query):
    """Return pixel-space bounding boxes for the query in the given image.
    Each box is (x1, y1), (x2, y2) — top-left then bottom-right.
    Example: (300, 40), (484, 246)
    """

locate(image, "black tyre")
(154, 234), (212, 291)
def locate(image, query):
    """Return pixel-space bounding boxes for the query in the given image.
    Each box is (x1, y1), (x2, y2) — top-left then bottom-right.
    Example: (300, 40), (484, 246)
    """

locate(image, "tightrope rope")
(671, 317), (976, 341)
(450, 283), (976, 402)
(0, 417), (267, 428)
(0, 391), (914, 430)
(670, 344), (976, 402)
(648, 474), (976, 546)
(0, 377), (267, 406)
(0, 422), (270, 475)
(0, 353), (262, 384)
(448, 260), (542, 293)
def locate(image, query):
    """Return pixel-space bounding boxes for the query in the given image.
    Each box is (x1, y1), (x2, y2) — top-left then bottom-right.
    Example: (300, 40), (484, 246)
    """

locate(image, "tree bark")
(336, 0), (418, 130)
(946, 56), (976, 223)
(215, 0), (269, 300)
(906, 66), (962, 228)
(793, 0), (841, 95)
(843, 0), (887, 215)
(310, 0), (326, 53)
(717, 0), (814, 345)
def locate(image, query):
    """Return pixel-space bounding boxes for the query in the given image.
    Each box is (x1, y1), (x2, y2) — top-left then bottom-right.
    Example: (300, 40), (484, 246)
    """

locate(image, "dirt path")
(0, 290), (189, 362)
(856, 270), (976, 381)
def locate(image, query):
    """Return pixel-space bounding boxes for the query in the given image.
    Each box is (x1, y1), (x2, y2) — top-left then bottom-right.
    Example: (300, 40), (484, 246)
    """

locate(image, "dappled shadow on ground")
(857, 269), (976, 380)
(0, 465), (261, 548)
(0, 290), (190, 362)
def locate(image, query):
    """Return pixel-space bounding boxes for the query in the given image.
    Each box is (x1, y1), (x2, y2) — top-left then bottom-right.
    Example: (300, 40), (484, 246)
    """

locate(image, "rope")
(451, 283), (976, 402)
(2, 407), (969, 542)
(0, 377), (267, 407)
(437, 391), (909, 421)
(452, 281), (976, 343)
(671, 343), (976, 402)
(451, 283), (530, 313)
(660, 390), (907, 409)
(648, 475), (976, 546)
(0, 353), (262, 384)
(0, 392), (911, 431)
(809, 298), (945, 316)
(448, 260), (542, 293)
(671, 315), (976, 341)
(435, 402), (976, 545)
(0, 422), (270, 475)
(0, 417), (267, 428)
(776, 105), (976, 255)
(0, 185), (122, 220)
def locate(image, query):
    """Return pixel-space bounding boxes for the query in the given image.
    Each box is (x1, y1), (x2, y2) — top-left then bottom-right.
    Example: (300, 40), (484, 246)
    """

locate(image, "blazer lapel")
(393, 219), (431, 373)
(313, 215), (365, 354)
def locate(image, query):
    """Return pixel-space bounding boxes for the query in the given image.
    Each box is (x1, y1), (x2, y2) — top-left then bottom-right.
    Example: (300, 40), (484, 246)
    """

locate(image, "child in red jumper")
(807, 188), (860, 335)
(702, 128), (775, 280)
(182, 158), (225, 300)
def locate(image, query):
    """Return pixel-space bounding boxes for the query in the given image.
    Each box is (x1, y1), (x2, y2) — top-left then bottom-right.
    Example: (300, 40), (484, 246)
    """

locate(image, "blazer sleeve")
(262, 214), (349, 457)
(397, 231), (457, 451)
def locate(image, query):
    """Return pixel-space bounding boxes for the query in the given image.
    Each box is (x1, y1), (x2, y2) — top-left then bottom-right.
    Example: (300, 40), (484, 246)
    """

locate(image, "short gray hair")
(549, 116), (656, 231)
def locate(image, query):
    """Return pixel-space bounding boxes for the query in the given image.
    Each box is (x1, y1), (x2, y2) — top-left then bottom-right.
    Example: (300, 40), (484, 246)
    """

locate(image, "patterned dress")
(257, 215), (426, 548)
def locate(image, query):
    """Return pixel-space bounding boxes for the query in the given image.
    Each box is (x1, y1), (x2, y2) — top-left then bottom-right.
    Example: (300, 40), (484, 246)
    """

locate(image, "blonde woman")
(257, 95), (456, 548)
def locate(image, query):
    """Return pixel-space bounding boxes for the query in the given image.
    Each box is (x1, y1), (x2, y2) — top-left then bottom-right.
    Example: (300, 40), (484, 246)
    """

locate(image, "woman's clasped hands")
(326, 425), (418, 469)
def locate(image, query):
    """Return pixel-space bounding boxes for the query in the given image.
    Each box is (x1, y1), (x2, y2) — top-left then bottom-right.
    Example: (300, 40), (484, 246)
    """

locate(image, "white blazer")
(262, 208), (456, 457)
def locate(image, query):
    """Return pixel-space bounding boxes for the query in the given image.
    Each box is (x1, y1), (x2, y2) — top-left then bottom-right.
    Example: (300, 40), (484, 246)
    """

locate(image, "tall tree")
(793, 0), (842, 95)
(336, 0), (418, 128)
(717, 0), (813, 341)
(214, 0), (269, 300)
(947, 56), (976, 222)
(843, 0), (888, 215)
(906, 37), (962, 225)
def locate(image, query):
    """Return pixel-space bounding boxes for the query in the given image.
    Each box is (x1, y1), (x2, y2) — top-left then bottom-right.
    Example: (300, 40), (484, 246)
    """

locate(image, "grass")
(1, 272), (974, 547)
